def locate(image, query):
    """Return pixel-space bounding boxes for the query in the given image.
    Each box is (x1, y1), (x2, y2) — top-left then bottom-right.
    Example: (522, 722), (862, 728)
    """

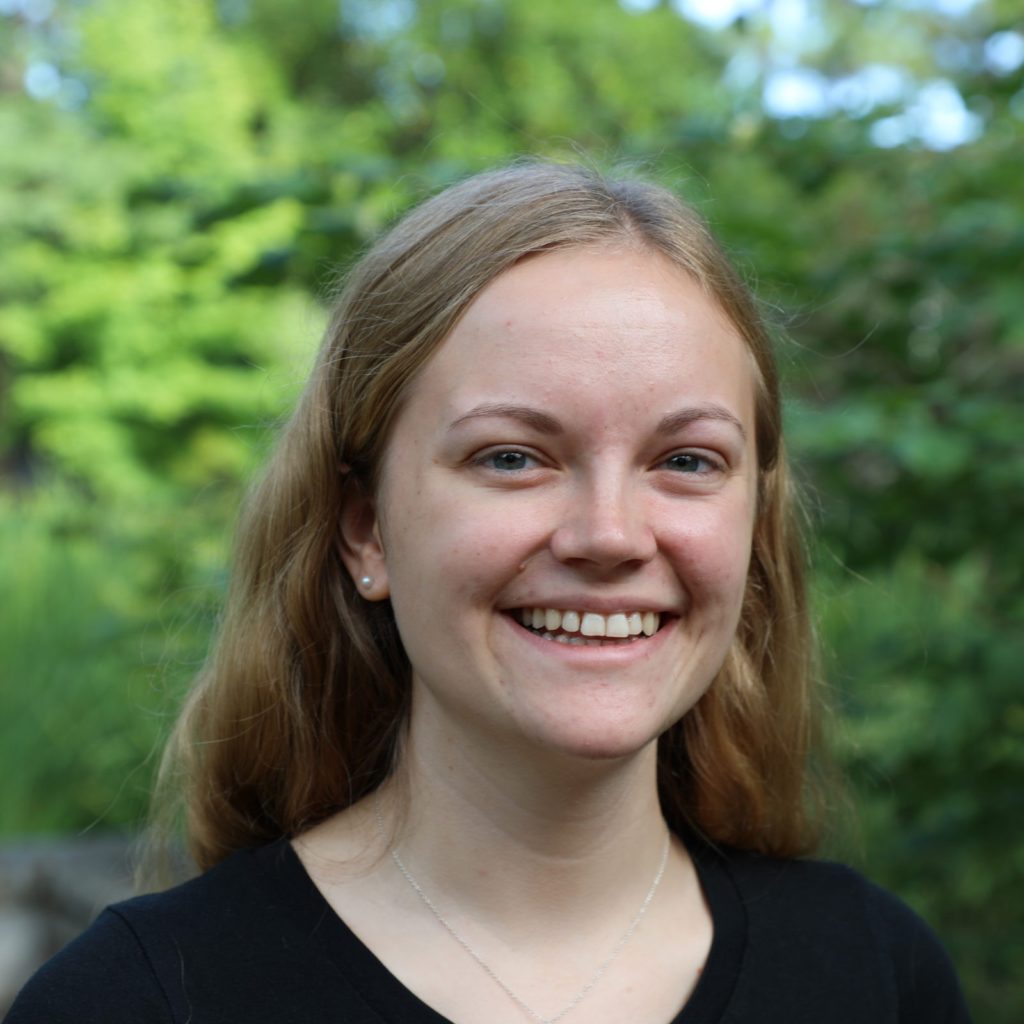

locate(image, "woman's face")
(345, 245), (758, 763)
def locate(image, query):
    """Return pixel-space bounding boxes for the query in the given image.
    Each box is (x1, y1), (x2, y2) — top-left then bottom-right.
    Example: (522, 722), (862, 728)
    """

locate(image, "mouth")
(507, 607), (667, 647)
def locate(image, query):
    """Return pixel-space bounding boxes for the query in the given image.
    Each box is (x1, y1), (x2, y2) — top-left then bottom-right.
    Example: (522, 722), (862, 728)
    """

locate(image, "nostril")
(546, 490), (655, 565)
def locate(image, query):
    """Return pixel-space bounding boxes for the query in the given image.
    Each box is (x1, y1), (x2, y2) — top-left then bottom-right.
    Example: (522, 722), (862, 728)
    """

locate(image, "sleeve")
(4, 908), (174, 1024)
(867, 882), (974, 1024)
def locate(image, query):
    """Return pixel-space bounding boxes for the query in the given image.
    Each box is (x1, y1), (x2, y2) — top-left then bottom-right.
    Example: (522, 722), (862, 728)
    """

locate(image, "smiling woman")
(347, 247), (758, 772)
(7, 163), (971, 1023)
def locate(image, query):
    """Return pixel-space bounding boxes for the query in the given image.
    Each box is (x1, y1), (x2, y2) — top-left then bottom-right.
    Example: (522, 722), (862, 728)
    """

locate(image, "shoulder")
(720, 847), (949, 953)
(697, 844), (972, 1023)
(5, 906), (171, 1023)
(6, 842), (289, 1024)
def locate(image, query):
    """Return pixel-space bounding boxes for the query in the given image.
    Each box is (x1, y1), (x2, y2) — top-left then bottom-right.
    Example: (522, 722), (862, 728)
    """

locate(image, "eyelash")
(659, 451), (722, 475)
(473, 448), (541, 473)
(472, 448), (723, 476)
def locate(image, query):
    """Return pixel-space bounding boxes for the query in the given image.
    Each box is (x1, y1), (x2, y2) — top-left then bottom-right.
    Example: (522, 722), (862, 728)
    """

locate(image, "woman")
(8, 162), (970, 1023)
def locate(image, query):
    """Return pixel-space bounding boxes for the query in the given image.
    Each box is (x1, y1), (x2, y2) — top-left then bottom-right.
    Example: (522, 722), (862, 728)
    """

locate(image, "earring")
(359, 576), (373, 589)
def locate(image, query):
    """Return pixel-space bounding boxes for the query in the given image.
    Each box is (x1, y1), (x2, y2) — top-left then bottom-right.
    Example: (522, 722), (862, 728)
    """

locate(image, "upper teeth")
(520, 608), (660, 637)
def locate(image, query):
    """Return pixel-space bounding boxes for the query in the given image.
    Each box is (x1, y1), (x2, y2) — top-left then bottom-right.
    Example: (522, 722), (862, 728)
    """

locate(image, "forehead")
(398, 245), (756, 436)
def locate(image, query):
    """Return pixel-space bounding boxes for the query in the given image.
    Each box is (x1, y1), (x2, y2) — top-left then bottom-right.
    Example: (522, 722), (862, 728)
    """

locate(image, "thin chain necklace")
(376, 805), (671, 1024)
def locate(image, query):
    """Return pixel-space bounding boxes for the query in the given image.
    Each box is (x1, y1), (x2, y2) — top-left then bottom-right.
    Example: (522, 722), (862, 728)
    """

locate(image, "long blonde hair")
(155, 161), (821, 872)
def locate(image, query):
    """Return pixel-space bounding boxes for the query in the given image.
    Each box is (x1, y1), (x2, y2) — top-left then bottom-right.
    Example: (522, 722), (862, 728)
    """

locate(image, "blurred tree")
(0, 0), (317, 502)
(1, 0), (1020, 1018)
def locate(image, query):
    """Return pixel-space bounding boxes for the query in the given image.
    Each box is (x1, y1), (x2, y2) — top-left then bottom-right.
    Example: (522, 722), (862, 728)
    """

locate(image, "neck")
(377, 702), (669, 933)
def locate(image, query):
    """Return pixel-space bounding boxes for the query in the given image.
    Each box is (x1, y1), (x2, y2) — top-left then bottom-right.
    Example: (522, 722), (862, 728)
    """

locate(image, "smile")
(512, 607), (662, 646)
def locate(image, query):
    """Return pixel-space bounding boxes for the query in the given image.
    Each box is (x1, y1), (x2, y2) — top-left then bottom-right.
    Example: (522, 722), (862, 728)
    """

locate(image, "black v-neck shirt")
(6, 836), (971, 1023)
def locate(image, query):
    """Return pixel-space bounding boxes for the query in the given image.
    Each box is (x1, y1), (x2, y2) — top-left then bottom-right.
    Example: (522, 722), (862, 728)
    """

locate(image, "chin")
(514, 708), (675, 764)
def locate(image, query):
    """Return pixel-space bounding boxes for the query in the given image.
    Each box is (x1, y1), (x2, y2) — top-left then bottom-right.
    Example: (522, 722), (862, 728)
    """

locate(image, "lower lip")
(501, 613), (675, 663)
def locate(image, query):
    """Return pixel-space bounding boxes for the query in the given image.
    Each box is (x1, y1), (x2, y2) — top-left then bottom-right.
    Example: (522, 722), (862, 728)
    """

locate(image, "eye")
(477, 449), (537, 472)
(661, 452), (717, 474)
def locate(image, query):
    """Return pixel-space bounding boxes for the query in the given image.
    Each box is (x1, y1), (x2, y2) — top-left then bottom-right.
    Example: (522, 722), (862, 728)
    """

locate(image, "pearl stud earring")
(359, 576), (373, 589)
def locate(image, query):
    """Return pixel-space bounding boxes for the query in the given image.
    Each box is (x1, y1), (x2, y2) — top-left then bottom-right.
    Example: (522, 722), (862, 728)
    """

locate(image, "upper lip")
(501, 597), (679, 615)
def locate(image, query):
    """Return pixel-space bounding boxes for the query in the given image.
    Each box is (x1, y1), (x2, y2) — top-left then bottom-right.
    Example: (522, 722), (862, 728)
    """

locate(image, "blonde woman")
(9, 163), (971, 1024)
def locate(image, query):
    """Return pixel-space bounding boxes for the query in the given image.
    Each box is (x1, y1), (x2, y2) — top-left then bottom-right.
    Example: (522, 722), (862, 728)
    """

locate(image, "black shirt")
(5, 836), (972, 1023)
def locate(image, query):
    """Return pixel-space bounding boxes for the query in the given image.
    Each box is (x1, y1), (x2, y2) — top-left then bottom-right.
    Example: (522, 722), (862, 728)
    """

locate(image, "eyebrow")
(657, 404), (747, 442)
(448, 401), (746, 441)
(448, 403), (564, 435)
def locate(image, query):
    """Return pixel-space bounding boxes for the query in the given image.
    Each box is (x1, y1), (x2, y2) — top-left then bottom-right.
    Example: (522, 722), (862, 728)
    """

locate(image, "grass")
(0, 489), (219, 834)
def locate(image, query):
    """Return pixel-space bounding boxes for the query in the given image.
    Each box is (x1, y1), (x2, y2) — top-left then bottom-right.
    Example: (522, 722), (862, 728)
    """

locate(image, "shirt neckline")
(258, 832), (745, 1024)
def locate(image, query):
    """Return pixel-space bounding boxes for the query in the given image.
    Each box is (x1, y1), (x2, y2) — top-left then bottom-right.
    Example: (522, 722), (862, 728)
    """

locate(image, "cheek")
(383, 482), (533, 607)
(663, 499), (754, 602)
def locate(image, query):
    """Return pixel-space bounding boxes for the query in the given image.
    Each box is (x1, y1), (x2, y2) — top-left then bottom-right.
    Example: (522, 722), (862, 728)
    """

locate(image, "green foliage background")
(1, 0), (1021, 1017)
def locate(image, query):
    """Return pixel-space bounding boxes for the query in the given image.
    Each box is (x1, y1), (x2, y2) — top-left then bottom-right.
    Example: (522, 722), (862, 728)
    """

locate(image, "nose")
(549, 476), (657, 571)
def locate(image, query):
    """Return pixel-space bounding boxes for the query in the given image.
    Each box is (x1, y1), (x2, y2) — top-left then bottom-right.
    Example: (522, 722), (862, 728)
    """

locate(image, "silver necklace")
(378, 806), (671, 1024)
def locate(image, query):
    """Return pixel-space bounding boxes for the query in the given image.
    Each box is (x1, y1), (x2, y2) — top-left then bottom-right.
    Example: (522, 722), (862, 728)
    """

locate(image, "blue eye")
(664, 453), (712, 474)
(483, 450), (533, 472)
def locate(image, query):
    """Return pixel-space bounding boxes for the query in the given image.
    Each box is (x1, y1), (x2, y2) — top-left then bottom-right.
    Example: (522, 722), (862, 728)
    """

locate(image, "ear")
(338, 478), (390, 600)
